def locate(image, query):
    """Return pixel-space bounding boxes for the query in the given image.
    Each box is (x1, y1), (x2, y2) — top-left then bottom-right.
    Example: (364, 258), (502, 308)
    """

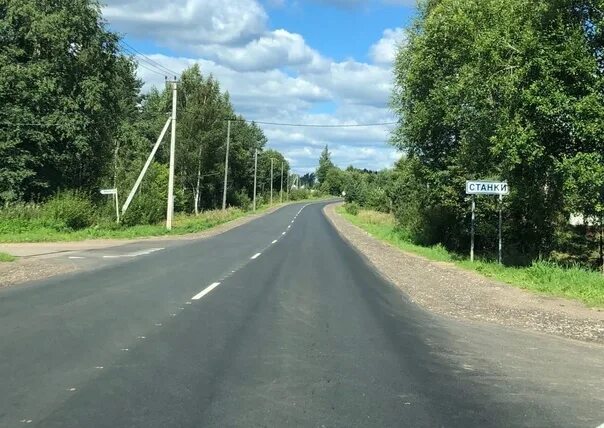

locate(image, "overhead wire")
(119, 41), (179, 77)
(225, 118), (398, 128)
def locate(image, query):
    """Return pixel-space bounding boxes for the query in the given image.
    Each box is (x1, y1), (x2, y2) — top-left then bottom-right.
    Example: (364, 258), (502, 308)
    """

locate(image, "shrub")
(121, 163), (168, 226)
(231, 190), (252, 211)
(42, 192), (96, 230)
(289, 188), (310, 201)
(345, 202), (360, 215)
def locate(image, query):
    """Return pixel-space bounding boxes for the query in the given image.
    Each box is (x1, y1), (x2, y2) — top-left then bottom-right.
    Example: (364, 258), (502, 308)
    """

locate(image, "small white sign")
(100, 188), (117, 195)
(466, 181), (509, 195)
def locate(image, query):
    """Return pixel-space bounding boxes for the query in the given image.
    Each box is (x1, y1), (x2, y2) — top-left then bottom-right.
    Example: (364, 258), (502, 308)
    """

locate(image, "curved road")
(0, 201), (603, 427)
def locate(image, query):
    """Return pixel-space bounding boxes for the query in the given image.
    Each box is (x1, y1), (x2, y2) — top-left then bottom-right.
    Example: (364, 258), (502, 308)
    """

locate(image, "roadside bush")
(122, 193), (165, 226)
(42, 192), (96, 230)
(121, 163), (169, 226)
(231, 190), (252, 211)
(345, 202), (360, 216)
(0, 203), (44, 234)
(366, 187), (390, 213)
(289, 188), (310, 201)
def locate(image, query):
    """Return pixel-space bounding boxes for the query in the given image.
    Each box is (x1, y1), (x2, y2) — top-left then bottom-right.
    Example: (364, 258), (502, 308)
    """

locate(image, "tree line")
(339, 0), (604, 268)
(0, 0), (292, 226)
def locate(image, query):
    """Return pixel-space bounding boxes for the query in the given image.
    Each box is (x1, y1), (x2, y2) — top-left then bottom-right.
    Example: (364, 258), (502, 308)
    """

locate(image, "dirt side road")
(324, 203), (604, 344)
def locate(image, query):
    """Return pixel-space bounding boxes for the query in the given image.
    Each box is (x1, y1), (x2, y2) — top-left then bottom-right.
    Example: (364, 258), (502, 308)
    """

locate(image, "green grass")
(337, 206), (604, 307)
(0, 200), (318, 243)
(0, 252), (16, 262)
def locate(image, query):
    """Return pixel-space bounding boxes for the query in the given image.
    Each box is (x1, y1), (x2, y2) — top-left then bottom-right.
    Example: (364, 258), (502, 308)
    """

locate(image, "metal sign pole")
(471, 196), (476, 262)
(498, 194), (503, 264)
(115, 192), (120, 224)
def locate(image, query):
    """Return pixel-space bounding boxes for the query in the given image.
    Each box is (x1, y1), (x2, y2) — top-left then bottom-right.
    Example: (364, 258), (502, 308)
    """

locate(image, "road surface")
(0, 201), (603, 427)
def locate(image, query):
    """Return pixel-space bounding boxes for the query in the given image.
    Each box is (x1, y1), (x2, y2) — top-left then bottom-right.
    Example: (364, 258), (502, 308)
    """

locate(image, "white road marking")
(251, 253), (262, 260)
(68, 256), (85, 259)
(68, 388), (76, 392)
(20, 419), (32, 424)
(185, 302), (192, 305)
(192, 282), (221, 300)
(95, 366), (104, 369)
(103, 247), (165, 259)
(121, 348), (129, 351)
(155, 323), (162, 326)
(282, 232), (286, 236)
(272, 240), (278, 244)
(287, 225), (291, 229)
(137, 336), (146, 339)
(596, 423), (604, 428)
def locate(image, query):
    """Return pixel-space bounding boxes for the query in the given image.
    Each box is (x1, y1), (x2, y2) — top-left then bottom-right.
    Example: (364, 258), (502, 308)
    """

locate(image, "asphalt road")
(0, 201), (603, 427)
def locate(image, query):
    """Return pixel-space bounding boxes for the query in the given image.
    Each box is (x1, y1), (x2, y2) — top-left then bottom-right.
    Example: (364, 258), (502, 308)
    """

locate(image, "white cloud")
(196, 29), (325, 72)
(103, 0), (267, 45)
(369, 27), (406, 65)
(104, 0), (404, 172)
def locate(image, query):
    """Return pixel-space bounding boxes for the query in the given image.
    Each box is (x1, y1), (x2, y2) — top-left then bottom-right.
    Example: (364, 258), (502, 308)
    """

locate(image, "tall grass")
(0, 207), (251, 242)
(338, 206), (604, 307)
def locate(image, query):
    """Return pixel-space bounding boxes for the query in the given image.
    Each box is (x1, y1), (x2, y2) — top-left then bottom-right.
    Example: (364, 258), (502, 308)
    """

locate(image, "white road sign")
(100, 188), (118, 195)
(466, 181), (509, 195)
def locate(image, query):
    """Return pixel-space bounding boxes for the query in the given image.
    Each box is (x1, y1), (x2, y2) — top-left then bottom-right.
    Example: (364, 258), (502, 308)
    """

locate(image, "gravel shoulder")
(324, 203), (604, 344)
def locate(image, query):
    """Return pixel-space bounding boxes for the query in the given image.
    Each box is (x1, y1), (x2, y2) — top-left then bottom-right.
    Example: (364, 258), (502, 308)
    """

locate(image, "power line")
(120, 41), (178, 77)
(226, 118), (398, 128)
(133, 61), (170, 78)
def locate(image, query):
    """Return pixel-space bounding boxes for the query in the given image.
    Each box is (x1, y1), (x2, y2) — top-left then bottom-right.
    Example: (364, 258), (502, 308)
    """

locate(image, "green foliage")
(316, 145), (334, 185)
(389, 0), (604, 264)
(42, 192), (95, 230)
(231, 190), (252, 211)
(288, 188), (311, 201)
(0, 252), (16, 262)
(559, 153), (604, 219)
(321, 168), (346, 196)
(0, 0), (141, 203)
(122, 163), (170, 226)
(345, 202), (360, 215)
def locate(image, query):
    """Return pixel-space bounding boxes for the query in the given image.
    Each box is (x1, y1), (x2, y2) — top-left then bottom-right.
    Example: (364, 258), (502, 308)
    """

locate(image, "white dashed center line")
(192, 282), (221, 300)
(272, 240), (278, 244)
(251, 253), (262, 260)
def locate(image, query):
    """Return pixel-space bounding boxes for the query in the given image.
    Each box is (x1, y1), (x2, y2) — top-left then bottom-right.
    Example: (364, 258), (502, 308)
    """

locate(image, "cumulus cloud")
(104, 0), (404, 172)
(195, 30), (325, 72)
(369, 27), (406, 65)
(103, 0), (267, 45)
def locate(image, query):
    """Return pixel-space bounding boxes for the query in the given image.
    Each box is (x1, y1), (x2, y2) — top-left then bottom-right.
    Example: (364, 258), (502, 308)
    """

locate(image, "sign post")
(465, 181), (509, 263)
(470, 196), (475, 262)
(498, 194), (503, 264)
(100, 189), (120, 224)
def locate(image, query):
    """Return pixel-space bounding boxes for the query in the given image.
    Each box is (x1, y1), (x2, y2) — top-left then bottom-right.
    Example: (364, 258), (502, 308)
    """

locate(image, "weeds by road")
(0, 252), (15, 262)
(0, 200), (323, 244)
(337, 206), (604, 307)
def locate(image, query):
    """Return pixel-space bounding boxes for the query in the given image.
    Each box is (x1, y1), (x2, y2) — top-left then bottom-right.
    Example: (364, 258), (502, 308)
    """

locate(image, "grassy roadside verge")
(0, 252), (16, 262)
(336, 206), (604, 308)
(0, 199), (321, 244)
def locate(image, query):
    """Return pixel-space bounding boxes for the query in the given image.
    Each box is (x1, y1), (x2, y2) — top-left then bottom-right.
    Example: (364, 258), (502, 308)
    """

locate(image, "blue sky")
(102, 0), (417, 173)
